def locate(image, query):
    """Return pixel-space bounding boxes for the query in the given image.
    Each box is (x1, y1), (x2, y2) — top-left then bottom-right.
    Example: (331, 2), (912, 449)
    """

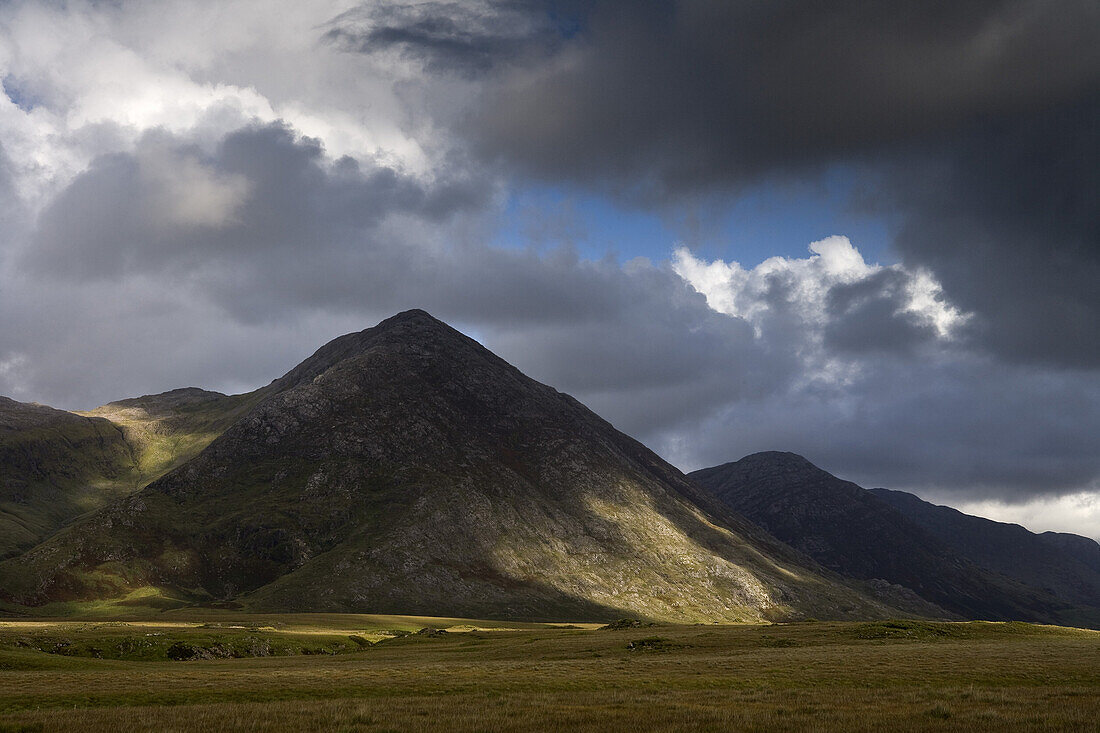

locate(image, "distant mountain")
(871, 488), (1100, 610)
(0, 311), (901, 623)
(690, 452), (1100, 628)
(0, 388), (260, 560)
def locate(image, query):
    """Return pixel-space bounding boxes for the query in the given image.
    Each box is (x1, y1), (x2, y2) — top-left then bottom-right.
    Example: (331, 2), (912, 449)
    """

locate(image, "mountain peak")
(369, 308), (455, 337)
(690, 451), (824, 488)
(270, 308), (478, 394)
(93, 387), (228, 413)
(738, 451), (819, 470)
(382, 307), (438, 324)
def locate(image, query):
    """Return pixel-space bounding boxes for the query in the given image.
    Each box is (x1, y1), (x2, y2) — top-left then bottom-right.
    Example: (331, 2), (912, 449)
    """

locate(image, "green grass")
(0, 390), (264, 562)
(0, 617), (1095, 731)
(0, 418), (135, 559)
(78, 390), (264, 488)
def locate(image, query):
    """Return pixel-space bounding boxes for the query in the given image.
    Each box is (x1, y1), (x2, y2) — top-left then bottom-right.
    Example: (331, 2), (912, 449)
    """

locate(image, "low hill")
(0, 398), (133, 559)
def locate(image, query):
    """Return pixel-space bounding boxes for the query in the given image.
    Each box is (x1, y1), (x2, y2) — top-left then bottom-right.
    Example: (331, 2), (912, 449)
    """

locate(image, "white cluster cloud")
(671, 236), (970, 393)
(673, 235), (967, 341)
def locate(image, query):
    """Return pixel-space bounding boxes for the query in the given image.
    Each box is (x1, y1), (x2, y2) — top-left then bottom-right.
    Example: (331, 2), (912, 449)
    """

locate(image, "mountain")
(0, 389), (260, 561)
(690, 452), (1100, 628)
(0, 311), (900, 623)
(871, 488), (1100, 610)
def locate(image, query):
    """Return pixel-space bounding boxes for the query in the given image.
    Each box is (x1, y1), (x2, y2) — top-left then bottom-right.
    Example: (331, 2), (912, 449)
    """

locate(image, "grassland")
(0, 615), (1096, 731)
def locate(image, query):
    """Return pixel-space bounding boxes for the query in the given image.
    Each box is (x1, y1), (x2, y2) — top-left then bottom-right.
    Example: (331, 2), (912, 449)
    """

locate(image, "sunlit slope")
(79, 387), (267, 487)
(1, 311), (904, 623)
(0, 389), (264, 560)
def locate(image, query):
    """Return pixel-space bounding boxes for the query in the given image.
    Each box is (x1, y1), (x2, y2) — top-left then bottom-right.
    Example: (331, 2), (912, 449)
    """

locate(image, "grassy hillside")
(77, 387), (266, 487)
(0, 398), (135, 560)
(0, 617), (1096, 731)
(0, 389), (264, 560)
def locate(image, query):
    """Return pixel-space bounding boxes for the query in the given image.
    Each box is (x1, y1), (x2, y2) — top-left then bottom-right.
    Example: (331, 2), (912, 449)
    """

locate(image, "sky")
(0, 0), (1098, 539)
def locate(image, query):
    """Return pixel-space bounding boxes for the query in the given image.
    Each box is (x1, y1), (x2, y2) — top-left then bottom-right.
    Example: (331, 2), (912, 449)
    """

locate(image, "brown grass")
(0, 619), (1097, 731)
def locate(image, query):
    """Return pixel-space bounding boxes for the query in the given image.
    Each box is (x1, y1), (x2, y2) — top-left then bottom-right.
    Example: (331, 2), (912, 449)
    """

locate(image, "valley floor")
(0, 615), (1097, 732)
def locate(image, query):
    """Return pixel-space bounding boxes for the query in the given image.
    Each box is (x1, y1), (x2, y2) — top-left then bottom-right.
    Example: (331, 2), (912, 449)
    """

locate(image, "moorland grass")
(0, 617), (1096, 731)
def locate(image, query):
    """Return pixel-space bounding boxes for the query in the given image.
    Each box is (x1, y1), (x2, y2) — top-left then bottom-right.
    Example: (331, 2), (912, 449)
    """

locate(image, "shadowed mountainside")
(0, 311), (903, 623)
(690, 452), (1100, 628)
(871, 488), (1100, 610)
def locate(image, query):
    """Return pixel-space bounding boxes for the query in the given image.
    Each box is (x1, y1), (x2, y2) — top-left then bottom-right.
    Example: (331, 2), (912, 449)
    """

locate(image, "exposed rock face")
(871, 488), (1100, 609)
(690, 452), (1100, 628)
(0, 311), (897, 623)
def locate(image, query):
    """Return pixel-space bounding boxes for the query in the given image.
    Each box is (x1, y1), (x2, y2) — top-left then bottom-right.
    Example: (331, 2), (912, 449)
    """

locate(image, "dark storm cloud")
(337, 1), (1100, 369)
(429, 0), (1098, 371)
(458, 0), (1100, 193)
(891, 95), (1100, 368)
(824, 270), (939, 355)
(323, 1), (566, 76)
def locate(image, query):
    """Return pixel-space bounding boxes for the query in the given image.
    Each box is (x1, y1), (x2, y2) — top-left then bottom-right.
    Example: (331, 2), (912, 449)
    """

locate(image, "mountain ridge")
(690, 452), (1100, 628)
(871, 488), (1100, 609)
(0, 396), (133, 559)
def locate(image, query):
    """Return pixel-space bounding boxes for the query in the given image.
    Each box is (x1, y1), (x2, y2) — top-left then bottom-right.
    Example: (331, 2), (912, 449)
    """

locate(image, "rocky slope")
(0, 311), (901, 623)
(872, 488), (1100, 610)
(690, 452), (1100, 628)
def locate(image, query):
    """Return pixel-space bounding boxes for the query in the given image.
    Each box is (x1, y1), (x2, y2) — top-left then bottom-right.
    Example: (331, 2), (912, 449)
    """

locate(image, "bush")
(166, 642), (197, 661)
